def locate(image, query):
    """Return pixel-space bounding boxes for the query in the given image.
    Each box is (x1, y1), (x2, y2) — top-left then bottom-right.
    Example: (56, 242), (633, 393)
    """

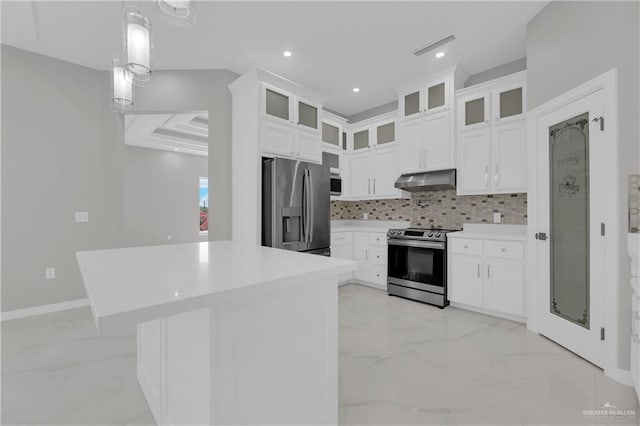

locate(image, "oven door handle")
(387, 239), (445, 250)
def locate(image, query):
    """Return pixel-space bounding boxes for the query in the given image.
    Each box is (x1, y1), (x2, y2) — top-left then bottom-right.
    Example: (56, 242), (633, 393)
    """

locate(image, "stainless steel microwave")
(330, 173), (342, 196)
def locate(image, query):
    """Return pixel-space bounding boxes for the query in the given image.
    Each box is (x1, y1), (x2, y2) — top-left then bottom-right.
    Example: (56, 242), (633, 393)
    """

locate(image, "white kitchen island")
(76, 241), (356, 426)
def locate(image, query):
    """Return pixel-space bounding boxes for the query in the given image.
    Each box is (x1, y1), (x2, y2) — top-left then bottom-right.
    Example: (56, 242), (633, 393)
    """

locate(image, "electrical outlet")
(45, 267), (56, 280)
(362, 213), (368, 220)
(167, 235), (172, 241)
(75, 212), (89, 223)
(493, 212), (502, 223)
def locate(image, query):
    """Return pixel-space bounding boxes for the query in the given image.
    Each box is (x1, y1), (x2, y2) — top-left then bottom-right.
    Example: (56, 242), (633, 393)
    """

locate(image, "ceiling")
(1, 1), (547, 116)
(125, 111), (209, 156)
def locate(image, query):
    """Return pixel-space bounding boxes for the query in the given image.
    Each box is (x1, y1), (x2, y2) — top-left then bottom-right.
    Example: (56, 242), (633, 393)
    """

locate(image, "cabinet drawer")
(485, 240), (524, 260)
(449, 238), (483, 256)
(369, 265), (387, 285)
(368, 247), (387, 265)
(369, 232), (387, 246)
(331, 232), (352, 245)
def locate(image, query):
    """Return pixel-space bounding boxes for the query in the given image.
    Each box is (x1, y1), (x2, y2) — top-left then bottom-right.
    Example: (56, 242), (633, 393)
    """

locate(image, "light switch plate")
(363, 213), (368, 220)
(45, 267), (55, 280)
(493, 212), (501, 223)
(75, 212), (89, 223)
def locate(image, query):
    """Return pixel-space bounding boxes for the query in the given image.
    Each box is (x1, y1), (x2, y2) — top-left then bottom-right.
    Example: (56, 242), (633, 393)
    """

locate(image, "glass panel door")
(322, 123), (339, 145)
(353, 129), (370, 150)
(427, 82), (446, 110)
(376, 122), (395, 145)
(387, 245), (444, 287)
(499, 87), (523, 119)
(342, 132), (347, 150)
(265, 88), (289, 121)
(404, 91), (420, 116)
(549, 112), (590, 328)
(298, 101), (318, 129)
(465, 97), (485, 126)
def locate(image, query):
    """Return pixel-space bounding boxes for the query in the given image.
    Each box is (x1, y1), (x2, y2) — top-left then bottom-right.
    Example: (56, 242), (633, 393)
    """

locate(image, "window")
(199, 177), (208, 233)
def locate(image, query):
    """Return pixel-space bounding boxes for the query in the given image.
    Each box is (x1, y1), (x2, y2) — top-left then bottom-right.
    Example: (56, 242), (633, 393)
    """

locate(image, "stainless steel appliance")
(394, 169), (456, 192)
(262, 157), (331, 256)
(387, 228), (459, 307)
(330, 173), (342, 196)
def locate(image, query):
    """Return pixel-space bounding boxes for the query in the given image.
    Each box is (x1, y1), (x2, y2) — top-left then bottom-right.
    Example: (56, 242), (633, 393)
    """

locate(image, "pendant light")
(156, 0), (196, 27)
(124, 7), (152, 84)
(112, 58), (134, 112)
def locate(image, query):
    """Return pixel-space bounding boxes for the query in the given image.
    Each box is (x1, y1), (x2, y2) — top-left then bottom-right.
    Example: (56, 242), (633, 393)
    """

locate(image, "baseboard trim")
(606, 367), (634, 387)
(1, 298), (89, 321)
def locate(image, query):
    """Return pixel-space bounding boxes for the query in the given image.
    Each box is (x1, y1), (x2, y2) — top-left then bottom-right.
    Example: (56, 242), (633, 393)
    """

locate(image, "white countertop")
(447, 224), (527, 241)
(332, 220), (410, 232)
(77, 241), (356, 331)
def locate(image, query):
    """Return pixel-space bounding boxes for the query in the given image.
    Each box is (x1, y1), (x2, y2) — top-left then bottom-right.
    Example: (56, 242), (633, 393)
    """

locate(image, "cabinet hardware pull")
(488, 265), (491, 279)
(477, 264), (480, 278)
(368, 178), (371, 195)
(373, 178), (376, 194)
(484, 166), (489, 187)
(494, 165), (499, 186)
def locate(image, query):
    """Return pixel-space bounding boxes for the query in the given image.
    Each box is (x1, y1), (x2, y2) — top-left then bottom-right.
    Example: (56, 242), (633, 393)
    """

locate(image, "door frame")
(526, 69), (624, 382)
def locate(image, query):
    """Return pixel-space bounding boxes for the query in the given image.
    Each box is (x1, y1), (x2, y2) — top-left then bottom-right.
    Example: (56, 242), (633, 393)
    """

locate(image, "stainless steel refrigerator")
(262, 157), (330, 256)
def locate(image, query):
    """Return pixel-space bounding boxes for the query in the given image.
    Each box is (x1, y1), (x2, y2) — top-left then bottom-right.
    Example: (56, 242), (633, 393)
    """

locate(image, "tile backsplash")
(331, 191), (527, 229)
(630, 175), (640, 233)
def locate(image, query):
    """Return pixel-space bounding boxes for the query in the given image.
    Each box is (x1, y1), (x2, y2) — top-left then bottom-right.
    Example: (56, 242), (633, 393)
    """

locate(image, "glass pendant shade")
(112, 58), (134, 112)
(124, 10), (152, 84)
(156, 0), (196, 27)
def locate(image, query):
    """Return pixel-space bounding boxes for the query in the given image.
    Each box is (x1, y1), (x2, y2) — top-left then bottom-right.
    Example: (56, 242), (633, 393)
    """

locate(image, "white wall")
(131, 70), (238, 242)
(1, 46), (237, 312)
(123, 146), (208, 247)
(1, 45), (124, 311)
(527, 1), (640, 369)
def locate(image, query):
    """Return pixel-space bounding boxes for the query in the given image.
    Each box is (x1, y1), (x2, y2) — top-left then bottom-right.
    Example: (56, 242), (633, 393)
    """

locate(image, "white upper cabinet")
(260, 82), (323, 163)
(396, 66), (468, 174)
(343, 111), (405, 201)
(455, 71), (527, 195)
(399, 76), (452, 119)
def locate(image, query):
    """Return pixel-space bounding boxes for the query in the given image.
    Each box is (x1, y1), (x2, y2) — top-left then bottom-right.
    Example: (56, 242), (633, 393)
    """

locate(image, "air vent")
(413, 35), (456, 57)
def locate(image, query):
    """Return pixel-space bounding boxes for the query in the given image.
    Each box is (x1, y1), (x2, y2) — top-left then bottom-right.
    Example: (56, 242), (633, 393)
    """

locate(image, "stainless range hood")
(394, 169), (456, 192)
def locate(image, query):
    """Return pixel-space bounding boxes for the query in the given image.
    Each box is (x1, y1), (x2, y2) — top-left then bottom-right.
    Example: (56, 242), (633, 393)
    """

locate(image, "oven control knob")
(435, 232), (442, 238)
(427, 231), (433, 237)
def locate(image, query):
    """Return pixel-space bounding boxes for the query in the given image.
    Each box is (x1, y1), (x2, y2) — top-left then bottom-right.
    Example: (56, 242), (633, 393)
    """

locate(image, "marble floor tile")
(2, 285), (638, 425)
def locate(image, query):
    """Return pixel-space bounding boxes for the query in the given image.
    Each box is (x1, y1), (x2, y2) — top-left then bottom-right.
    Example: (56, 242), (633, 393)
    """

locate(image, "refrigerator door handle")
(301, 170), (307, 243)
(308, 169), (314, 243)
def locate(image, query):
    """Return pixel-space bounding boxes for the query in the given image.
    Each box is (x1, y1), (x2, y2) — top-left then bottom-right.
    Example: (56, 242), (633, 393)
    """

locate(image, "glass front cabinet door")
(493, 84), (525, 123)
(458, 93), (490, 132)
(400, 78), (450, 119)
(263, 85), (292, 123)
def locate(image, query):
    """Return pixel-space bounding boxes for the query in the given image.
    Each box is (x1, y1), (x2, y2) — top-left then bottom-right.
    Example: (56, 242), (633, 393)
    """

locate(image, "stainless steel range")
(386, 228), (460, 308)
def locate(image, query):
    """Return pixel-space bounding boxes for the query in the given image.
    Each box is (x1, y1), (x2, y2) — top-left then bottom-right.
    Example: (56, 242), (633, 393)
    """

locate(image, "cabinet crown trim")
(229, 67), (327, 104)
(455, 70), (527, 97)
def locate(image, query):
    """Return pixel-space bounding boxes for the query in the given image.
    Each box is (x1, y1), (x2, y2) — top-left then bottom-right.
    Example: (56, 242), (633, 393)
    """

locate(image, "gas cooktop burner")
(387, 227), (461, 242)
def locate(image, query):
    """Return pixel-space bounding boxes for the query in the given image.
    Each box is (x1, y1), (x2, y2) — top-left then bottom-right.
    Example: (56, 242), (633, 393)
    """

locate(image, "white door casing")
(527, 69), (620, 381)
(535, 90), (605, 368)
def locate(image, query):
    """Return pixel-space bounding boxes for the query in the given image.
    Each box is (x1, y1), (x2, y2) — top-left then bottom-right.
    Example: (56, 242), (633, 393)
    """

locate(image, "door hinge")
(592, 116), (604, 131)
(601, 327), (605, 341)
(601, 222), (605, 236)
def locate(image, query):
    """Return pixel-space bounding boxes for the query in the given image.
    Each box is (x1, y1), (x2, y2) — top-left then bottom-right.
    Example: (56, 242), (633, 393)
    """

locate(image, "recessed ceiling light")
(173, 148), (179, 152)
(353, 87), (360, 93)
(435, 51), (445, 58)
(283, 51), (292, 57)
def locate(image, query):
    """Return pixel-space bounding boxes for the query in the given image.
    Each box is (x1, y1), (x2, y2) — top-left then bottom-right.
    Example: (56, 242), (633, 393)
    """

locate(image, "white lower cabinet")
(332, 229), (389, 289)
(449, 237), (525, 321)
(331, 232), (354, 283)
(449, 256), (483, 306)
